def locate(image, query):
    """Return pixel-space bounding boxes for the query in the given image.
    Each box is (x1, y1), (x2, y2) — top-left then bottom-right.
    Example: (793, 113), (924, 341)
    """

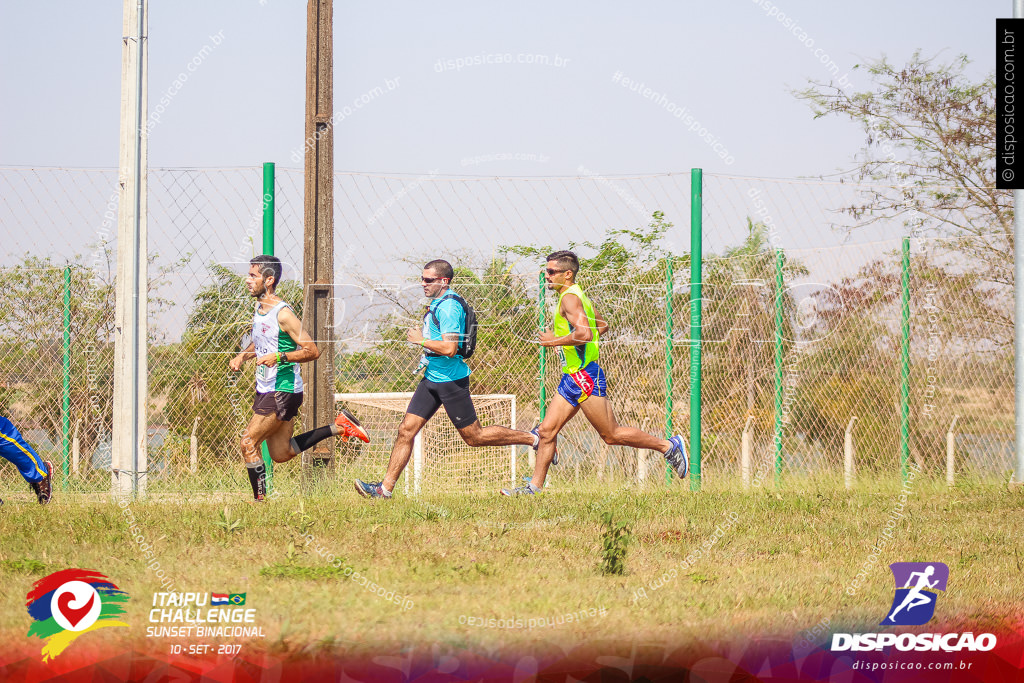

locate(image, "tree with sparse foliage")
(796, 51), (1009, 346)
(0, 248), (179, 466)
(796, 52), (1012, 468)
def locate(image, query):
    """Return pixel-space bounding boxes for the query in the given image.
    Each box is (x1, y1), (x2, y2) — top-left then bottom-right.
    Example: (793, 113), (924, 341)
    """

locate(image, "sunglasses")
(545, 268), (568, 275)
(421, 276), (446, 284)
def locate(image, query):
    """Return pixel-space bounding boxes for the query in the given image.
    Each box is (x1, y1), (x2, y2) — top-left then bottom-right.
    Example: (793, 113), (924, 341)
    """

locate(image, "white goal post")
(333, 392), (517, 494)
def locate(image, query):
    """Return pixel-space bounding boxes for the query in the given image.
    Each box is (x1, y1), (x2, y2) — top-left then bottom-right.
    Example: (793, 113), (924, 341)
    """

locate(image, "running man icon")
(883, 562), (950, 626)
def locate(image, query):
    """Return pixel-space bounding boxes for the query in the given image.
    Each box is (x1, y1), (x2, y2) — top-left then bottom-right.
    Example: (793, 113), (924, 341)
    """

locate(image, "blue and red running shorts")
(557, 361), (607, 408)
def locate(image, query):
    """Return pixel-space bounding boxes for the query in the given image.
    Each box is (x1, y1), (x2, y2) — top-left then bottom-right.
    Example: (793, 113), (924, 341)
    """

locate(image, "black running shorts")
(406, 377), (478, 429)
(253, 391), (303, 421)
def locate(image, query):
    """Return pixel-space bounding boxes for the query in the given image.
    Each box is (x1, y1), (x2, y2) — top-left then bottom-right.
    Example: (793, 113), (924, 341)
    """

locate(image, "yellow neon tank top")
(553, 283), (599, 374)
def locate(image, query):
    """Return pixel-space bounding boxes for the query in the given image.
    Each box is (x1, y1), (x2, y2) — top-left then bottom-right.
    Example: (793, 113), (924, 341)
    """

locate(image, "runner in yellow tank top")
(501, 250), (689, 496)
(553, 282), (599, 375)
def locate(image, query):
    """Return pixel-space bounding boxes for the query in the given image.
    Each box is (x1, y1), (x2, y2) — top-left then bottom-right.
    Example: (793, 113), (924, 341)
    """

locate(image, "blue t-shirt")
(423, 289), (471, 383)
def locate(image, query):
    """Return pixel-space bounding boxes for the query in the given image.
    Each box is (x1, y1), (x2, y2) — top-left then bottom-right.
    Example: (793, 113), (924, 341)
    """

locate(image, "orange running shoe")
(335, 408), (370, 443)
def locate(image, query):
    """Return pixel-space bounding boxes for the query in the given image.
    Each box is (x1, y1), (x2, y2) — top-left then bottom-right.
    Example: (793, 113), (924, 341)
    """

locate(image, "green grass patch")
(259, 563), (354, 581)
(0, 557), (47, 574)
(0, 479), (1021, 650)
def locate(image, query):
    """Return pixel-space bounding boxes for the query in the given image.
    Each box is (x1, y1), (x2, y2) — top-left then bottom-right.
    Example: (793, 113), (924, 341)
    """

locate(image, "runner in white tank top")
(229, 256), (369, 501)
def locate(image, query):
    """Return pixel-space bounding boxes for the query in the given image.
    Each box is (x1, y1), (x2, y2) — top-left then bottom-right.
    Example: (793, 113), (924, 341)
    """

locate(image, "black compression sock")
(246, 461), (266, 499)
(290, 424), (337, 454)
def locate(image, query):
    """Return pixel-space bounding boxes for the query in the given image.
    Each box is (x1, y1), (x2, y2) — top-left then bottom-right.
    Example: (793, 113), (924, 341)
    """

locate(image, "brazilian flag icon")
(228, 593), (246, 606)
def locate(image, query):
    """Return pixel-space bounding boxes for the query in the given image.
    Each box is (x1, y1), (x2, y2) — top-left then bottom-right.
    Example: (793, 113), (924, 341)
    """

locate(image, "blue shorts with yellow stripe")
(556, 361), (608, 408)
(0, 416), (49, 483)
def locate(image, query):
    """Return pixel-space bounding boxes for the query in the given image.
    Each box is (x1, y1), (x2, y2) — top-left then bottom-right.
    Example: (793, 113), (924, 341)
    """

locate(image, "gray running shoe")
(664, 435), (689, 478)
(354, 479), (392, 499)
(500, 484), (539, 496)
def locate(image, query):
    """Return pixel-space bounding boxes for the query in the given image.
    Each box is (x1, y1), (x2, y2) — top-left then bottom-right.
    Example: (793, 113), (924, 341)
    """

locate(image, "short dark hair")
(546, 250), (579, 278)
(424, 259), (454, 280)
(250, 255), (283, 289)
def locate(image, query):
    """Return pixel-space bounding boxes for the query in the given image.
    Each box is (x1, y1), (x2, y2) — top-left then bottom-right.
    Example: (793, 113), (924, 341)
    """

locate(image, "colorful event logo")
(882, 562), (949, 626)
(25, 569), (130, 661)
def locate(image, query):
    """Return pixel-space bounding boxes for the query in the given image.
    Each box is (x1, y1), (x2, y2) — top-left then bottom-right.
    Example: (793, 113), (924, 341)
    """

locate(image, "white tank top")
(252, 301), (303, 394)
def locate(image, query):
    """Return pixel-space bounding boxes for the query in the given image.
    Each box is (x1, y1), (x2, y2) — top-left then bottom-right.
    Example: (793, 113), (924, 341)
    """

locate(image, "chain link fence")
(0, 167), (1012, 496)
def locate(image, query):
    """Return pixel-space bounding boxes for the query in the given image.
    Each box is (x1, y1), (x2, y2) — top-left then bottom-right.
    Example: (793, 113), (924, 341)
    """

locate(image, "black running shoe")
(30, 460), (53, 505)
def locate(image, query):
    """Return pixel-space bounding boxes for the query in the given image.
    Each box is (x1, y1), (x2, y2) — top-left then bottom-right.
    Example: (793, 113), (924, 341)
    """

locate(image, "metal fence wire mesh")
(0, 166), (1012, 496)
(333, 393), (515, 494)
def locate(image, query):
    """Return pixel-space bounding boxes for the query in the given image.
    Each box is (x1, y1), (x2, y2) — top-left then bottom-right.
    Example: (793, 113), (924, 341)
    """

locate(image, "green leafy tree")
(335, 258), (539, 398)
(0, 252), (115, 462)
(0, 248), (182, 469)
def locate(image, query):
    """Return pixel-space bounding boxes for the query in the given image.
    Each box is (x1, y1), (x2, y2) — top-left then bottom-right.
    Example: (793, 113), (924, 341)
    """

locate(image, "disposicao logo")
(831, 561), (996, 653)
(26, 569), (129, 661)
(883, 562), (949, 626)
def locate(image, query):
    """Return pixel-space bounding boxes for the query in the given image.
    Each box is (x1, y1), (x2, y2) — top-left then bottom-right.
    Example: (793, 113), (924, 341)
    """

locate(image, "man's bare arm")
(407, 327), (459, 357)
(229, 341), (256, 372)
(255, 307), (320, 366)
(593, 307), (609, 336)
(539, 294), (595, 347)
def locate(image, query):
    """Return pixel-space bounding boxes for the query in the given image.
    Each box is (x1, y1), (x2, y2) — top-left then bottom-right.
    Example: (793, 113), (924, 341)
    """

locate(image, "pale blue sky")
(0, 0), (1003, 177)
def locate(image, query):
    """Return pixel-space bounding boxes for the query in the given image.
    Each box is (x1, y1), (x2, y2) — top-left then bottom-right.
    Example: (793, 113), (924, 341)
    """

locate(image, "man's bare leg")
(264, 418), (298, 463)
(579, 396), (670, 453)
(382, 413), (429, 492)
(457, 421), (535, 448)
(530, 396), (579, 489)
(240, 413), (281, 499)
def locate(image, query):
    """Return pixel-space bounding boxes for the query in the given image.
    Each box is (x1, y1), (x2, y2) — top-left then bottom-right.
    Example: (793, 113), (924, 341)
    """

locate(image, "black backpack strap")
(424, 293), (466, 356)
(428, 293), (465, 331)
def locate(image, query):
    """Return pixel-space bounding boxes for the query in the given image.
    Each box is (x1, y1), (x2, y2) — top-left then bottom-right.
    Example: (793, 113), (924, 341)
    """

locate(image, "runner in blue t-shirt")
(421, 289), (471, 384)
(0, 415), (52, 505)
(354, 259), (539, 499)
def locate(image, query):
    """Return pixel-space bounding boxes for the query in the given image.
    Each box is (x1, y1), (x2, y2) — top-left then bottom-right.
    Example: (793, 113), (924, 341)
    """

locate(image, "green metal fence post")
(665, 256), (674, 485)
(263, 162), (275, 255)
(689, 168), (702, 490)
(62, 266), (71, 488)
(538, 270), (547, 421)
(900, 237), (911, 482)
(773, 249), (785, 486)
(261, 162), (275, 493)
